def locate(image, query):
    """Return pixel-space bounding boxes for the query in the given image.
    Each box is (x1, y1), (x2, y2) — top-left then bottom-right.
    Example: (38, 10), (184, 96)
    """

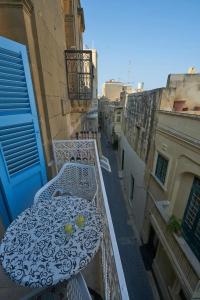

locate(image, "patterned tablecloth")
(0, 196), (103, 288)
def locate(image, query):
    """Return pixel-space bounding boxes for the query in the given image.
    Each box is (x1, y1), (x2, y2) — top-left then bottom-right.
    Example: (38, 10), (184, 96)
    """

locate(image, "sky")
(81, 0), (200, 93)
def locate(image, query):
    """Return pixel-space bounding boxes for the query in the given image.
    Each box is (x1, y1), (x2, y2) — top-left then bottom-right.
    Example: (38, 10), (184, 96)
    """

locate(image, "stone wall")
(161, 74), (200, 111)
(33, 0), (70, 143)
(0, 0), (86, 177)
(119, 134), (146, 233)
(123, 88), (163, 163)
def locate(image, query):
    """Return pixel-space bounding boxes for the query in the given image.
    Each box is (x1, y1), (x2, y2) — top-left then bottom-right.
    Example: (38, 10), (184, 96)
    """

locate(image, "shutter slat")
(0, 107), (30, 115)
(0, 123), (32, 134)
(0, 91), (28, 98)
(0, 52), (22, 64)
(0, 98), (29, 103)
(4, 145), (37, 160)
(0, 86), (27, 93)
(0, 66), (24, 76)
(9, 158), (39, 176)
(2, 133), (36, 147)
(3, 137), (36, 152)
(0, 103), (29, 108)
(0, 71), (25, 81)
(7, 152), (38, 167)
(0, 79), (26, 88)
(0, 59), (23, 71)
(0, 46), (21, 59)
(3, 141), (36, 156)
(0, 128), (34, 140)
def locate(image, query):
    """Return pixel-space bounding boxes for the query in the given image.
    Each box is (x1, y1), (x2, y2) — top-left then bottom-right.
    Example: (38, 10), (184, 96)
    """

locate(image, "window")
(182, 177), (200, 261)
(130, 175), (135, 200)
(155, 154), (168, 184)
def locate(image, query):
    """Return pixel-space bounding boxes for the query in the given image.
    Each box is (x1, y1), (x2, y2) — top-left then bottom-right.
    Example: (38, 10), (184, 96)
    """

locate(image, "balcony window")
(65, 50), (93, 100)
(155, 154), (168, 184)
(182, 177), (200, 261)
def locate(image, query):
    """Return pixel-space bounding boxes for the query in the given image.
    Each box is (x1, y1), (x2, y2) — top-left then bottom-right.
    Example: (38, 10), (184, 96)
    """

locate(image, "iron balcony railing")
(65, 50), (93, 100)
(52, 139), (129, 300)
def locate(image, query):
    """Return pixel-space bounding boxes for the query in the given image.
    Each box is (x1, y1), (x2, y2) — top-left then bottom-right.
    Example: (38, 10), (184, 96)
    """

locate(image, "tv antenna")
(127, 60), (134, 85)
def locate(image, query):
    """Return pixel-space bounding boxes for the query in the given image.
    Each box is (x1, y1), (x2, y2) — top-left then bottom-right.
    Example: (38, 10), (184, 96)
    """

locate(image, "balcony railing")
(65, 50), (93, 100)
(149, 197), (200, 298)
(52, 139), (129, 300)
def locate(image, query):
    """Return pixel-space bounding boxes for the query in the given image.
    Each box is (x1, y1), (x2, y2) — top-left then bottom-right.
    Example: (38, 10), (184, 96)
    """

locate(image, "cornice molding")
(0, 0), (33, 15)
(157, 126), (200, 151)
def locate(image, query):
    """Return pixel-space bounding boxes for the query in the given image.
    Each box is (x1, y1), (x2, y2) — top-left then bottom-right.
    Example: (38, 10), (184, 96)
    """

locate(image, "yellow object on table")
(64, 223), (73, 234)
(76, 215), (85, 228)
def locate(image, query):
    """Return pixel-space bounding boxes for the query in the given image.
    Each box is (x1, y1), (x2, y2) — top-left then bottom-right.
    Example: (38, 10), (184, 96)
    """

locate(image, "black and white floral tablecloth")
(0, 196), (103, 288)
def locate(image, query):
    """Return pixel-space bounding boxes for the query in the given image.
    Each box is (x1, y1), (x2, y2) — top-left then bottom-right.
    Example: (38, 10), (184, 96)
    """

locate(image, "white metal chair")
(34, 162), (97, 204)
(21, 273), (92, 300)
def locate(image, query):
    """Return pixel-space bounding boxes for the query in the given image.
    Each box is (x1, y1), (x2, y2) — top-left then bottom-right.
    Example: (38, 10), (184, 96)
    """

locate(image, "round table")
(0, 196), (103, 288)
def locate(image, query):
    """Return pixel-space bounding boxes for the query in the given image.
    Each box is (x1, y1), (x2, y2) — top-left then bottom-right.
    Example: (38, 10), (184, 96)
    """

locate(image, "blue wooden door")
(0, 36), (47, 227)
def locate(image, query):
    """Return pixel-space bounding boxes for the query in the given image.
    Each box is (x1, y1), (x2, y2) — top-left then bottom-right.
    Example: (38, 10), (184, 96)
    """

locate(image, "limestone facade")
(99, 99), (123, 144)
(142, 111), (200, 300)
(0, 0), (95, 177)
(118, 74), (200, 236)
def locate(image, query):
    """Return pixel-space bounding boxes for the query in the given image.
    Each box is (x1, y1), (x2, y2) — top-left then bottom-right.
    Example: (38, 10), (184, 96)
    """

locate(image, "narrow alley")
(101, 135), (154, 300)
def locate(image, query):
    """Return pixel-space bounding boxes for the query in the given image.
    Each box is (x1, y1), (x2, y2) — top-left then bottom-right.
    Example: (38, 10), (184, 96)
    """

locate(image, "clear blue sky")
(81, 0), (200, 93)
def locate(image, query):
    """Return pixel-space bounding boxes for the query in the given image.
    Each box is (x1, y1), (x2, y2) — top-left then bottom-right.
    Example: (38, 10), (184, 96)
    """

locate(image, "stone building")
(99, 98), (123, 145)
(102, 80), (134, 102)
(118, 88), (162, 234)
(84, 49), (98, 132)
(0, 0), (96, 177)
(142, 110), (200, 300)
(118, 74), (200, 236)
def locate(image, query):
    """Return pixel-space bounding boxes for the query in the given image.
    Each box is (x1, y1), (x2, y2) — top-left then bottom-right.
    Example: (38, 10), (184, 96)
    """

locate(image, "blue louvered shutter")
(0, 36), (47, 226)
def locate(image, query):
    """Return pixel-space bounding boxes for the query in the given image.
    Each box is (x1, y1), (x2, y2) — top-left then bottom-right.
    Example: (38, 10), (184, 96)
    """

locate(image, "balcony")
(51, 139), (129, 299)
(0, 139), (128, 299)
(149, 196), (200, 298)
(65, 50), (93, 101)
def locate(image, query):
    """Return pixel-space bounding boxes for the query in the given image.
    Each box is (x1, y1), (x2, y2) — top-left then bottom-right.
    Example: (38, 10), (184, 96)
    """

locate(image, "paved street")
(101, 135), (154, 300)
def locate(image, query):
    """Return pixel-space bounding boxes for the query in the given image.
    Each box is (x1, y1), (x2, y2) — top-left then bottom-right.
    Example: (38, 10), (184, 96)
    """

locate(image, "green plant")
(167, 215), (182, 235)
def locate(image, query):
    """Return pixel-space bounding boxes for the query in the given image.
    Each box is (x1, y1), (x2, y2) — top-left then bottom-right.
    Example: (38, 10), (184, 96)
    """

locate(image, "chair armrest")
(34, 177), (59, 204)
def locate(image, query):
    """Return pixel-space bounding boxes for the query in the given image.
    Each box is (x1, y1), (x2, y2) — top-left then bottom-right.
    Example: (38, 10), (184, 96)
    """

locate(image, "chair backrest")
(34, 163), (97, 204)
(58, 163), (97, 201)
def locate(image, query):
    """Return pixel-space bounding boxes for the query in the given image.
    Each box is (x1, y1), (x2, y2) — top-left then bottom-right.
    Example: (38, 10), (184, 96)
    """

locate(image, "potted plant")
(167, 215), (182, 236)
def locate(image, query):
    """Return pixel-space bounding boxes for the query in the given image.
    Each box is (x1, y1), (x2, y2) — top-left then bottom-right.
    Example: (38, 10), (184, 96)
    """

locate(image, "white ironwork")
(53, 139), (129, 300)
(21, 273), (92, 300)
(100, 155), (111, 172)
(66, 273), (92, 300)
(34, 162), (97, 204)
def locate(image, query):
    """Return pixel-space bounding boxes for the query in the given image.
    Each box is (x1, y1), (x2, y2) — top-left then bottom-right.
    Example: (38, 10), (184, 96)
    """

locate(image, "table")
(0, 196), (103, 288)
